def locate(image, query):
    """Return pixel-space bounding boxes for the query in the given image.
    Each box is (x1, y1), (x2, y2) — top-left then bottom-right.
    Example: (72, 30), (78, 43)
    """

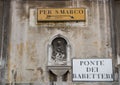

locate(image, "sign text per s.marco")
(37, 8), (86, 22)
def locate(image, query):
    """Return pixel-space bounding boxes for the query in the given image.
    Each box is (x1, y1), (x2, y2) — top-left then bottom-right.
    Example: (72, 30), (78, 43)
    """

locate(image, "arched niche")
(48, 35), (71, 66)
(52, 37), (67, 61)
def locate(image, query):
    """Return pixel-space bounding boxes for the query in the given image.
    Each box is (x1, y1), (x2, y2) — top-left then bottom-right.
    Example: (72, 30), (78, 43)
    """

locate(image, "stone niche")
(47, 35), (71, 83)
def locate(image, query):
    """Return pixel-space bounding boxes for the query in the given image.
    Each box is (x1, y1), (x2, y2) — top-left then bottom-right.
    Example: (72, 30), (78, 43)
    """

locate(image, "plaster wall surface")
(8, 0), (117, 85)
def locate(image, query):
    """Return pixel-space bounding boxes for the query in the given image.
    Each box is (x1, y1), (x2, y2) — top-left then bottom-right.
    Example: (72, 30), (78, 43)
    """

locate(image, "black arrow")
(46, 15), (74, 19)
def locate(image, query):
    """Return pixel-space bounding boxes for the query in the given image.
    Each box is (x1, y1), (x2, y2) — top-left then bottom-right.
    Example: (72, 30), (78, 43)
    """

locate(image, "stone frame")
(48, 34), (71, 66)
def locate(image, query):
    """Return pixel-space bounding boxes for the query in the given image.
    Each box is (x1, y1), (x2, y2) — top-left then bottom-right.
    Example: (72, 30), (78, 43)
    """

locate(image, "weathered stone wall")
(114, 1), (120, 85)
(0, 0), (3, 61)
(0, 0), (3, 83)
(8, 0), (116, 85)
(0, 0), (11, 84)
(115, 0), (120, 64)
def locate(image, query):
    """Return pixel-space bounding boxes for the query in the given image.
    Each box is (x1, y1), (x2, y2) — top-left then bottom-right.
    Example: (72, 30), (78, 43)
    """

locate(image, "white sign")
(72, 59), (113, 81)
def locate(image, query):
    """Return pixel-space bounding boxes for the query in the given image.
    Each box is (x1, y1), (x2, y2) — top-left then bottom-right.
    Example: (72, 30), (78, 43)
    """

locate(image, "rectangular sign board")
(72, 59), (113, 81)
(37, 8), (86, 22)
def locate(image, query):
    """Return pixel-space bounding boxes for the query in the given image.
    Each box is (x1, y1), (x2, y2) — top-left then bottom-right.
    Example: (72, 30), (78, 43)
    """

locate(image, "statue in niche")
(52, 37), (67, 62)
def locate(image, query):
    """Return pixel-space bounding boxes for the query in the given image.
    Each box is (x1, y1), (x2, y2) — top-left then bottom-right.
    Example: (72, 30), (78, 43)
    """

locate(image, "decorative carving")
(52, 37), (67, 62)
